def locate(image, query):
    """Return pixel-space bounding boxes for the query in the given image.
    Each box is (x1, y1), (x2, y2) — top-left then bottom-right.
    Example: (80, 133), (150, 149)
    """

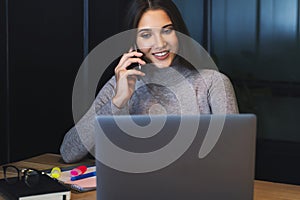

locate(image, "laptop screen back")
(95, 114), (256, 200)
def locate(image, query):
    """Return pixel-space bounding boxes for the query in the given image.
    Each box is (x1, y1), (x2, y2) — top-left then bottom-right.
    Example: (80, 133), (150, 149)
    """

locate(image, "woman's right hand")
(112, 51), (146, 108)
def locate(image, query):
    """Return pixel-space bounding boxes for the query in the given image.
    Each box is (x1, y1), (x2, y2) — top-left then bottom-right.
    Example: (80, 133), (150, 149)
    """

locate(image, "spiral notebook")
(56, 166), (96, 192)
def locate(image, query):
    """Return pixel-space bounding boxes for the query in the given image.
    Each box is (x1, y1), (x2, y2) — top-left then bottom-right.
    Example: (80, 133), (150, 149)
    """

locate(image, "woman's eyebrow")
(138, 28), (152, 33)
(138, 24), (174, 33)
(162, 23), (173, 29)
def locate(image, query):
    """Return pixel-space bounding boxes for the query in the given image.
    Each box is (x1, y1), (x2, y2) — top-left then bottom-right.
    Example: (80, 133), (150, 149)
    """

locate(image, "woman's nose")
(153, 34), (166, 49)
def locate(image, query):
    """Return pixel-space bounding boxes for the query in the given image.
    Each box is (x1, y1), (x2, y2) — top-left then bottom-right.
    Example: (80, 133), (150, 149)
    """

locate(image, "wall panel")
(8, 0), (84, 162)
(0, 0), (8, 165)
(211, 0), (300, 184)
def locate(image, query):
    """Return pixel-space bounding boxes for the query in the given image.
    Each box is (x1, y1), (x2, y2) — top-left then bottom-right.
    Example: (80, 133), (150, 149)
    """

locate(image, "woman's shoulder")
(103, 76), (117, 88)
(188, 69), (234, 92)
(192, 69), (230, 81)
(197, 69), (226, 76)
(96, 76), (117, 97)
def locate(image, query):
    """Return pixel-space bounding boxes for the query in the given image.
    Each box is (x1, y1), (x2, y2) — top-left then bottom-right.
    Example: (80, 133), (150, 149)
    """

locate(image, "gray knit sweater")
(60, 67), (239, 163)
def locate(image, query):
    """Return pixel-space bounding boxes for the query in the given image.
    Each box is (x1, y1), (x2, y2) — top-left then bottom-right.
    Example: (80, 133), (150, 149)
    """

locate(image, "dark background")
(1, 0), (300, 185)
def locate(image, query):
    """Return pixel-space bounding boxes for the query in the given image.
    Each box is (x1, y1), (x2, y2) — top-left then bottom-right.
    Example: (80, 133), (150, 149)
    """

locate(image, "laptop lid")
(95, 114), (256, 200)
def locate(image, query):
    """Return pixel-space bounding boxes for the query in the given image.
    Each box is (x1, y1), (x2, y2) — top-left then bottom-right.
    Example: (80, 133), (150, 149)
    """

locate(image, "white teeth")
(154, 51), (168, 57)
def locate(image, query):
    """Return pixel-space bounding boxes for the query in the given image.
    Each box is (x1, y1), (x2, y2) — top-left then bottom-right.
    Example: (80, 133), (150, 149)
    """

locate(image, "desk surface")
(1, 153), (300, 200)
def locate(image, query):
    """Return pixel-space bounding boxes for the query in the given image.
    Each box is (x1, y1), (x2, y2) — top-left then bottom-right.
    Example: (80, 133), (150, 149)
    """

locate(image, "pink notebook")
(57, 166), (96, 192)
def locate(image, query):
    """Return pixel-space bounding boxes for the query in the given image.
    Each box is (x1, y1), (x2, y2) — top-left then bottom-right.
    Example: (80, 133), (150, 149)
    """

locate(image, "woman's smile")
(152, 50), (170, 60)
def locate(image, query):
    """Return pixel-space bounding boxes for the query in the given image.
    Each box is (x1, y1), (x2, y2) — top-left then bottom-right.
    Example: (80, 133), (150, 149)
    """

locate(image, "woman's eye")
(162, 28), (173, 34)
(140, 32), (151, 39)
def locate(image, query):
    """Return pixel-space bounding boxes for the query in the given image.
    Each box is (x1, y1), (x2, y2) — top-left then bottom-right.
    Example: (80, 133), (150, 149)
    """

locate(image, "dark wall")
(1, 0), (128, 164)
(211, 0), (300, 185)
(89, 0), (129, 90)
(211, 0), (300, 143)
(89, 0), (128, 50)
(1, 0), (8, 165)
(6, 0), (83, 162)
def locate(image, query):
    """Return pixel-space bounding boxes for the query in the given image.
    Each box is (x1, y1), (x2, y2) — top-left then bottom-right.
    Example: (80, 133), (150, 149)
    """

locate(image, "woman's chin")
(154, 64), (170, 68)
(151, 60), (172, 68)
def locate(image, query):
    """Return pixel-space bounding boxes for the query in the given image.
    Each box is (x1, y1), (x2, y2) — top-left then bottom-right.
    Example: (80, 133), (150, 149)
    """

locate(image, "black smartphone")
(126, 45), (146, 70)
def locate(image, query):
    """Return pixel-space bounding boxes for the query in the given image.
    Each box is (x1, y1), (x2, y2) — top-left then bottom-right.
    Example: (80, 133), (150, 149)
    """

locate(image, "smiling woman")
(59, 0), (239, 163)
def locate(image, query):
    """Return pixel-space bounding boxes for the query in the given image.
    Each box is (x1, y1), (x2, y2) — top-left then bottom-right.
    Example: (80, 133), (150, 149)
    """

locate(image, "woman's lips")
(152, 51), (170, 60)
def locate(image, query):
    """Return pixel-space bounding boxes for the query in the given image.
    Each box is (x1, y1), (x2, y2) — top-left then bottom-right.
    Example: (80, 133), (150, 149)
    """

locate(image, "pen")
(70, 171), (96, 181)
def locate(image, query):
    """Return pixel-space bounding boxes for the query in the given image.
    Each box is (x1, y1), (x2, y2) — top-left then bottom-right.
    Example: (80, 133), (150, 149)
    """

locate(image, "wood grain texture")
(1, 153), (300, 200)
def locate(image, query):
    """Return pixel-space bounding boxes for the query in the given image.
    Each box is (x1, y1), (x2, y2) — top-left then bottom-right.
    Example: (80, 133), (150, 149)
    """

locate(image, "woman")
(60, 0), (239, 163)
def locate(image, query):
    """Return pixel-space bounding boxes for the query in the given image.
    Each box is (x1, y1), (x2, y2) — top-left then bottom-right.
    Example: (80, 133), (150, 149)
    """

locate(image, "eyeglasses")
(2, 165), (45, 187)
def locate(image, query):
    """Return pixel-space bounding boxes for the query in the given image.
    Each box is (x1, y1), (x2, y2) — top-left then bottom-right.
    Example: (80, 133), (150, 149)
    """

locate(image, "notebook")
(95, 114), (257, 200)
(55, 166), (96, 192)
(0, 173), (70, 200)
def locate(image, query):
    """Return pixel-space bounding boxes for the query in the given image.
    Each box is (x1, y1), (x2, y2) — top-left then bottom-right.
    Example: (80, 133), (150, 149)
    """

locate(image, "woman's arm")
(60, 49), (146, 163)
(59, 77), (128, 163)
(208, 70), (239, 114)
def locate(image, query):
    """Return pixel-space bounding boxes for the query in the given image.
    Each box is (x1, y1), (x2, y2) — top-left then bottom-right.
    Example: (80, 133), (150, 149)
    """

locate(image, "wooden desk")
(1, 153), (300, 200)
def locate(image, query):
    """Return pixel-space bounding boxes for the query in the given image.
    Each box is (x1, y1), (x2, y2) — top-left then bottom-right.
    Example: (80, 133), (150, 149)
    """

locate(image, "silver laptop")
(95, 114), (256, 200)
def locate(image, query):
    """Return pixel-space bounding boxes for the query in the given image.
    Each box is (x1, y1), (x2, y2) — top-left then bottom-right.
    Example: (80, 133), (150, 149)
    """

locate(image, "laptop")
(95, 114), (256, 200)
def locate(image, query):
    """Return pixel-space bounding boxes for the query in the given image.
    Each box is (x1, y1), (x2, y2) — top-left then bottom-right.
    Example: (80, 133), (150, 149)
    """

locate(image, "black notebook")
(0, 174), (71, 200)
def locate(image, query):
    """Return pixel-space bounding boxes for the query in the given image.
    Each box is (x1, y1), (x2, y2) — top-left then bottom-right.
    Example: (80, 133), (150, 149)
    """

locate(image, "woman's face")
(136, 9), (179, 68)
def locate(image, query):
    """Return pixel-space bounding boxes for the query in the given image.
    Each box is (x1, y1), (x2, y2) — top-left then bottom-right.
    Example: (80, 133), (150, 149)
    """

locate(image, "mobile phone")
(127, 44), (145, 70)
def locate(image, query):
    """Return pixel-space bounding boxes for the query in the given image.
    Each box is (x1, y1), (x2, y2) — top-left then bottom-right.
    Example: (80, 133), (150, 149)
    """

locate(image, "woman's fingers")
(112, 69), (145, 108)
(112, 50), (146, 108)
(128, 47), (134, 52)
(124, 58), (146, 69)
(115, 51), (145, 72)
(125, 69), (145, 77)
(115, 68), (145, 79)
(120, 51), (143, 63)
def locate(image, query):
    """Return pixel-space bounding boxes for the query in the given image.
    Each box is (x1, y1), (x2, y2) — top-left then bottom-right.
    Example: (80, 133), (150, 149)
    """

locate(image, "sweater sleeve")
(60, 76), (128, 163)
(208, 70), (239, 114)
